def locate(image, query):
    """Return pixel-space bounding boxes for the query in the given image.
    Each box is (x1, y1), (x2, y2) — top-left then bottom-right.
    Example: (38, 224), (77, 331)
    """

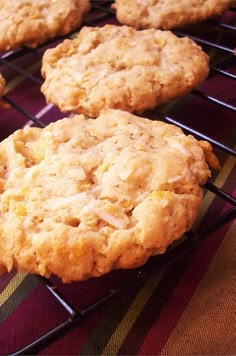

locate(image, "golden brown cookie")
(0, 109), (217, 282)
(0, 0), (90, 51)
(41, 25), (209, 117)
(113, 0), (236, 30)
(0, 74), (5, 97)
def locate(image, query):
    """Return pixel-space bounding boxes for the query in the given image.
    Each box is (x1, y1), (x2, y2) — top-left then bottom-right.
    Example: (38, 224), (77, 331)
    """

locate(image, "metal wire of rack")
(0, 2), (235, 355)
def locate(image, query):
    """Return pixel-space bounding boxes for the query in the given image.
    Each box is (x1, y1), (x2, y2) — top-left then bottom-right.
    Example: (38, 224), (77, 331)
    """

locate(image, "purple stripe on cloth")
(40, 308), (103, 355)
(0, 80), (44, 140)
(39, 270), (138, 355)
(0, 281), (69, 355)
(0, 90), (64, 141)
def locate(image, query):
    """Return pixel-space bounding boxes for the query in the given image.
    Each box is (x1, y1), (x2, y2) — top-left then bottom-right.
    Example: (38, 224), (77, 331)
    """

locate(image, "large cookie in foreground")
(0, 109), (218, 282)
(41, 25), (209, 117)
(0, 0), (90, 51)
(113, 0), (236, 30)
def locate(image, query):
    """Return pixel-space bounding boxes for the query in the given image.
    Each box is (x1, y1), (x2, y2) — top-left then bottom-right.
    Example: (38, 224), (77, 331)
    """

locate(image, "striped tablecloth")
(0, 6), (235, 355)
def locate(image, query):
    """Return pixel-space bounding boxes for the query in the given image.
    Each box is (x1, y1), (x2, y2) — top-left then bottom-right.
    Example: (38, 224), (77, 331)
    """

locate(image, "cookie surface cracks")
(0, 0), (90, 50)
(114, 0), (236, 29)
(0, 109), (213, 282)
(41, 25), (209, 117)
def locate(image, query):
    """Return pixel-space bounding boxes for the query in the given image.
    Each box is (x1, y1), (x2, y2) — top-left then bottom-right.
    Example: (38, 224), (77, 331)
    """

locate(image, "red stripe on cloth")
(43, 270), (142, 354)
(40, 309), (103, 355)
(0, 282), (63, 355)
(137, 212), (234, 355)
(0, 279), (105, 355)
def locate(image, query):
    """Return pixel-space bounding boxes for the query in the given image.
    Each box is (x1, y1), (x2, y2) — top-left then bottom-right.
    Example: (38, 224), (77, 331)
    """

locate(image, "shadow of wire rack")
(0, 1), (235, 355)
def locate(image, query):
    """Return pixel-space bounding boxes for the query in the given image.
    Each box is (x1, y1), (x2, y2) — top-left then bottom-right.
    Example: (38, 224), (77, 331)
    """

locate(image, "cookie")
(0, 0), (90, 51)
(41, 25), (209, 117)
(0, 74), (5, 97)
(0, 109), (218, 282)
(113, 0), (236, 30)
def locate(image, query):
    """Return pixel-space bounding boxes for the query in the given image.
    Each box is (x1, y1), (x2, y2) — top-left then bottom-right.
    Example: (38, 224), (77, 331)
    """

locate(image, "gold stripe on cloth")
(101, 267), (167, 355)
(0, 273), (27, 306)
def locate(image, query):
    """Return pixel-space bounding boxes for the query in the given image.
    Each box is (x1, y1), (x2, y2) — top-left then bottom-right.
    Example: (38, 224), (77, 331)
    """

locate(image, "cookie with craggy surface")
(41, 25), (209, 117)
(0, 0), (90, 51)
(113, 0), (236, 29)
(0, 109), (220, 282)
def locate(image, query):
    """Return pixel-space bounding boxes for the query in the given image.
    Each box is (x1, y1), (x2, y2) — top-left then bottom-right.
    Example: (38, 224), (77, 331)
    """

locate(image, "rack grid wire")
(0, 1), (235, 355)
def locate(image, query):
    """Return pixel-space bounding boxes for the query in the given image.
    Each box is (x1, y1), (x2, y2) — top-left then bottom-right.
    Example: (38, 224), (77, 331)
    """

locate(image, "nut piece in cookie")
(41, 25), (209, 117)
(0, 109), (219, 282)
(113, 0), (236, 30)
(0, 0), (90, 51)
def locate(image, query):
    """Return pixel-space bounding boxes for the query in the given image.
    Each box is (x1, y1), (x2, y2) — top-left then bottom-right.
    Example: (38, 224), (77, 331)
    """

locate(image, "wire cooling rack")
(0, 1), (235, 355)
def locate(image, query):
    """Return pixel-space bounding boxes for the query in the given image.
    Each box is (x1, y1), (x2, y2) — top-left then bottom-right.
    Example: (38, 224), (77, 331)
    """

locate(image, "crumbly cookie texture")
(0, 0), (90, 51)
(0, 74), (5, 97)
(41, 25), (209, 117)
(113, 0), (236, 30)
(0, 109), (219, 282)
